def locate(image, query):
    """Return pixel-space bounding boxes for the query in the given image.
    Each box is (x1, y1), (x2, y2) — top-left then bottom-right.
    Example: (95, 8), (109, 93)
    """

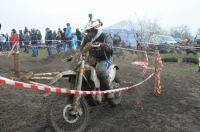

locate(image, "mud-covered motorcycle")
(49, 46), (122, 132)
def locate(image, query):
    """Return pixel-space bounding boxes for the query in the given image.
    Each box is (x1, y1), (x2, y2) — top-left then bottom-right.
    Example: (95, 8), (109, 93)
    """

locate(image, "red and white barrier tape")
(140, 42), (200, 49)
(155, 52), (163, 93)
(0, 73), (154, 95)
(155, 68), (161, 93)
(131, 51), (152, 75)
(115, 46), (154, 53)
(0, 51), (19, 56)
(6, 39), (82, 43)
(156, 52), (163, 67)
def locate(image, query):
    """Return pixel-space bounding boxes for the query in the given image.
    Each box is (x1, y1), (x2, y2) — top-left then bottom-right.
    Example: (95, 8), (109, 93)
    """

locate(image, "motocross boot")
(104, 79), (115, 99)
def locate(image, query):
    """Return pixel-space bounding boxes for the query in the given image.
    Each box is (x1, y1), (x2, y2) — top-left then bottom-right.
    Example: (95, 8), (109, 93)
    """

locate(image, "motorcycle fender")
(90, 66), (100, 89)
(108, 64), (119, 82)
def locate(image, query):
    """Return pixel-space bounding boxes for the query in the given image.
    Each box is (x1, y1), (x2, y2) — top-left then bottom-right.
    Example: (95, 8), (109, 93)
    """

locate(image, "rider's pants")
(96, 60), (111, 90)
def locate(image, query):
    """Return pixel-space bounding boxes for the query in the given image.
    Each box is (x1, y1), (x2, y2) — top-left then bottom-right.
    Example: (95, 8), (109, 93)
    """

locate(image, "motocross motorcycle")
(49, 44), (122, 132)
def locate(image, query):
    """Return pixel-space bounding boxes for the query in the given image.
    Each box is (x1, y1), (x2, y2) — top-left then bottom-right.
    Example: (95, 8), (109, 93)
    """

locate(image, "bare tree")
(170, 25), (191, 39)
(129, 13), (167, 42)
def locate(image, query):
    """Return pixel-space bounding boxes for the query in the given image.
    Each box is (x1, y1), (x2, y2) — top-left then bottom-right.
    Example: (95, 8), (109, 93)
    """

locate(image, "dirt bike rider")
(80, 18), (115, 99)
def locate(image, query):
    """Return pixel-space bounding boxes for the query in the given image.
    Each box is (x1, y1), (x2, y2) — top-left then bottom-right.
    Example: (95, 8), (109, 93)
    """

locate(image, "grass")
(19, 47), (59, 59)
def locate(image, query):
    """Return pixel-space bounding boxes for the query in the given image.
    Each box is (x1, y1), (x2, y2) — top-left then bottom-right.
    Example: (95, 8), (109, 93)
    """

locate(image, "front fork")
(70, 60), (85, 116)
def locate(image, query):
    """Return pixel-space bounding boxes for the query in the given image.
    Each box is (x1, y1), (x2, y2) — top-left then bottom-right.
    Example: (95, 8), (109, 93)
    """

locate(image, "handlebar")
(93, 42), (101, 48)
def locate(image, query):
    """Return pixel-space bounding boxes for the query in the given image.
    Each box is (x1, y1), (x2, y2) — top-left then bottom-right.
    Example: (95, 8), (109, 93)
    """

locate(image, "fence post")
(13, 53), (20, 77)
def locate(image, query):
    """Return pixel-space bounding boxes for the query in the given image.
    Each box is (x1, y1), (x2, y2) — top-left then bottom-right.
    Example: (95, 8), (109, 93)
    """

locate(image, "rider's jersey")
(81, 33), (113, 61)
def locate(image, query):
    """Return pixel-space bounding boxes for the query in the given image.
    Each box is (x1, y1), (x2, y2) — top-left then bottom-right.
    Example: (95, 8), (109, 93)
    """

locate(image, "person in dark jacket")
(76, 28), (82, 47)
(62, 28), (66, 51)
(36, 30), (42, 56)
(56, 31), (62, 53)
(136, 33), (142, 49)
(19, 30), (23, 48)
(30, 29), (38, 57)
(45, 28), (53, 56)
(81, 19), (114, 99)
(113, 32), (121, 54)
(23, 30), (30, 53)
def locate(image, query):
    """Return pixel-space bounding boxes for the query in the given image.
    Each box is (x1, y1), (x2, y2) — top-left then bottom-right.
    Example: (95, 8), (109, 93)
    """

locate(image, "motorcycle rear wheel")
(50, 94), (89, 132)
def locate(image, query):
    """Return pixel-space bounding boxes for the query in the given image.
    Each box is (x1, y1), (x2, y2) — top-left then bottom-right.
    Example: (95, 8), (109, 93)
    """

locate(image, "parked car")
(148, 35), (177, 50)
(173, 37), (182, 44)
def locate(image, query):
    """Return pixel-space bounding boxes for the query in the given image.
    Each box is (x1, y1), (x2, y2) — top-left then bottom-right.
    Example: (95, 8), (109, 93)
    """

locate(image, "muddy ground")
(0, 50), (200, 132)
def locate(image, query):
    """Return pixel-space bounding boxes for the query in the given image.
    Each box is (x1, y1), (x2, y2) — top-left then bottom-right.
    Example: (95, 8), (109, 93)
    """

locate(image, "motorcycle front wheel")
(50, 94), (89, 132)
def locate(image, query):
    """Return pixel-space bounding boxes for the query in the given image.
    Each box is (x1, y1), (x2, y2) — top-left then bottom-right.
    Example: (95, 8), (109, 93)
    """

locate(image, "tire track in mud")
(1, 53), (200, 132)
(162, 74), (200, 132)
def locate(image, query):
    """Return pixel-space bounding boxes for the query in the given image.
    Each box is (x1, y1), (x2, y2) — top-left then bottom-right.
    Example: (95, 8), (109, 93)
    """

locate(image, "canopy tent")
(103, 20), (140, 47)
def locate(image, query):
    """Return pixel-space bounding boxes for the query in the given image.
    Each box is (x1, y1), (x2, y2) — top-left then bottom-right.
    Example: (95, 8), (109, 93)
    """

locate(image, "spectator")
(23, 30), (30, 53)
(19, 30), (23, 49)
(136, 33), (142, 49)
(113, 32), (121, 54)
(1, 34), (6, 51)
(52, 30), (57, 46)
(5, 33), (11, 51)
(36, 29), (42, 55)
(10, 29), (19, 52)
(76, 28), (82, 47)
(62, 28), (66, 51)
(24, 26), (28, 33)
(58, 28), (62, 33)
(56, 31), (62, 53)
(30, 29), (38, 57)
(65, 23), (72, 51)
(71, 33), (78, 50)
(45, 28), (53, 56)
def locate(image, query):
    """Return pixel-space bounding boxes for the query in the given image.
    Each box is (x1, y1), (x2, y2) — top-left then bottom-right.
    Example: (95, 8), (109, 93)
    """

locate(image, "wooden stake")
(8, 43), (16, 57)
(31, 77), (54, 80)
(13, 54), (20, 78)
(33, 72), (60, 76)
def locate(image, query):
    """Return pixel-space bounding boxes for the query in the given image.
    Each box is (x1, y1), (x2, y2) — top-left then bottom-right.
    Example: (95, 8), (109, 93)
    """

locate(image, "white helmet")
(84, 19), (103, 42)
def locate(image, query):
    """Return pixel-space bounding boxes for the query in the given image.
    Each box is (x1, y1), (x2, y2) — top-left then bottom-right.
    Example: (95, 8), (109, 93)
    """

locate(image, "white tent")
(103, 20), (140, 47)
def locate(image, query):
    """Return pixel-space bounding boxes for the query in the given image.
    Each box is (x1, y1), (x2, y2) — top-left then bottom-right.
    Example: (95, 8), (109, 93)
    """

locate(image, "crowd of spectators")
(0, 23), (125, 57)
(0, 23), (83, 57)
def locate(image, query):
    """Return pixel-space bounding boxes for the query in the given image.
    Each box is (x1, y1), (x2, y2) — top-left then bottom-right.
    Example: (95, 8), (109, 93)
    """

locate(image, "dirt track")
(0, 51), (200, 132)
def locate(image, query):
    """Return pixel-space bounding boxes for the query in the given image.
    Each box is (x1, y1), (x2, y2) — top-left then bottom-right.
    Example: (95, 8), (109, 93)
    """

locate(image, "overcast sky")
(0, 0), (200, 36)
